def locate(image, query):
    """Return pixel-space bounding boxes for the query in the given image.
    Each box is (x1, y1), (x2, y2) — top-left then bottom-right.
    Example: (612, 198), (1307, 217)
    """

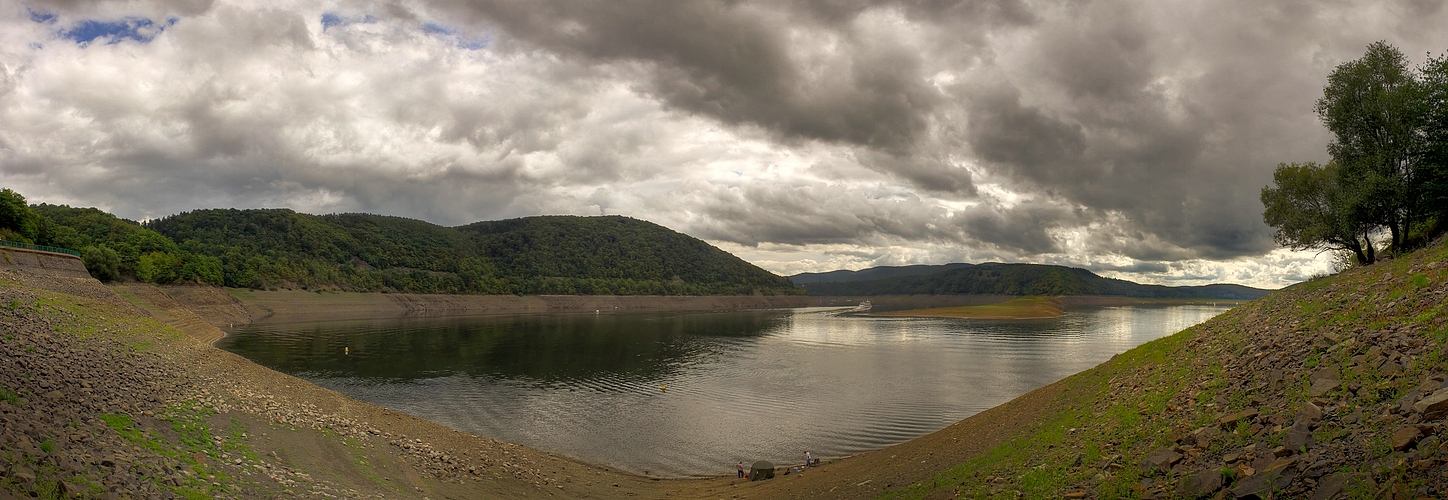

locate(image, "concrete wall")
(0, 247), (92, 279)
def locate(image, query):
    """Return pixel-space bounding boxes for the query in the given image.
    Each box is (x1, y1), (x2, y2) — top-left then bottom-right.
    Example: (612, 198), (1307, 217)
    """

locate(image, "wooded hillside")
(2, 189), (801, 296)
(797, 262), (1269, 299)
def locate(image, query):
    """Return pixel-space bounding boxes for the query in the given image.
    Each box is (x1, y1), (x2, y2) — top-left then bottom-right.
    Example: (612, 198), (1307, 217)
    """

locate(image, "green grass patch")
(100, 402), (253, 498)
(0, 386), (23, 406)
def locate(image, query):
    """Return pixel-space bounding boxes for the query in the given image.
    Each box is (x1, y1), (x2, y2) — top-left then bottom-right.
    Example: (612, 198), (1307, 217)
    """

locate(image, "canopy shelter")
(750, 461), (775, 481)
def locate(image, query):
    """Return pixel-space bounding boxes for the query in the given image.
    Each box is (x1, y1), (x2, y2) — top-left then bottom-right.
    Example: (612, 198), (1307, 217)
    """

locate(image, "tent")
(750, 461), (775, 481)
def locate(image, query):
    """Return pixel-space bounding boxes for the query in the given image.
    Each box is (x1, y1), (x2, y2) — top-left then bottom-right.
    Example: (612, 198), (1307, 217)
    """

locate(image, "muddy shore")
(195, 288), (818, 325)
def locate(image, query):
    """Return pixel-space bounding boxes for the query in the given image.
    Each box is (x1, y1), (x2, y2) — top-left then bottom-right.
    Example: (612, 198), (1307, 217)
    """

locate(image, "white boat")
(854, 300), (872, 312)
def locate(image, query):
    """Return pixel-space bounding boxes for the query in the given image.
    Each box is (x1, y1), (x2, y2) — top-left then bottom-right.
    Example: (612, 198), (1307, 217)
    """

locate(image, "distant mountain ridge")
(790, 262), (1270, 299)
(787, 263), (974, 284)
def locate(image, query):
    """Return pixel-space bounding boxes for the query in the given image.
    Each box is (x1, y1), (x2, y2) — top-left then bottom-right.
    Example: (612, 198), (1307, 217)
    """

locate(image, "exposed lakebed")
(219, 304), (1229, 477)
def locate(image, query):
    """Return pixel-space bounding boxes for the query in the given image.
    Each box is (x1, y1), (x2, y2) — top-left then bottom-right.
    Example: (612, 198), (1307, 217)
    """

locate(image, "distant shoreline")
(157, 286), (820, 326)
(864, 295), (1249, 319)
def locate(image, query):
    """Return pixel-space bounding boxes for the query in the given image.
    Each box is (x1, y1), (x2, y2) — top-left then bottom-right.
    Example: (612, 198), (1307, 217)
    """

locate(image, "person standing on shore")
(737, 461), (745, 478)
(805, 451), (812, 468)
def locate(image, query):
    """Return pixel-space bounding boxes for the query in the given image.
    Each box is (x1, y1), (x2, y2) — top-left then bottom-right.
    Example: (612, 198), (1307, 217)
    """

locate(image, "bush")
(82, 245), (121, 282)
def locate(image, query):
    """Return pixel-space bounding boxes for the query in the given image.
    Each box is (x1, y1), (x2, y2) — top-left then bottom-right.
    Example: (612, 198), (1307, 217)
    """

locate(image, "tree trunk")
(1350, 240), (1369, 265)
(1363, 233), (1377, 264)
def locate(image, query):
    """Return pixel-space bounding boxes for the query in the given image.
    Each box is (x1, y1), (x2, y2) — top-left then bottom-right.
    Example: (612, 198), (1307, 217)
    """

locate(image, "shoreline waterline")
(222, 302), (1232, 478)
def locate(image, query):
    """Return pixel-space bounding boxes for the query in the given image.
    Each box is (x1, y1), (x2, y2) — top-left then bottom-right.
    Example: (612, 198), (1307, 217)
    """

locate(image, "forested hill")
(1, 189), (801, 295)
(144, 210), (801, 295)
(787, 263), (973, 284)
(793, 262), (1270, 299)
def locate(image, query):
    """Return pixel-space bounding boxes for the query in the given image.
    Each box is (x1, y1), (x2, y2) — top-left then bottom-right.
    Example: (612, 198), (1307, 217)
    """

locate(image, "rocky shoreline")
(1, 269), (694, 499)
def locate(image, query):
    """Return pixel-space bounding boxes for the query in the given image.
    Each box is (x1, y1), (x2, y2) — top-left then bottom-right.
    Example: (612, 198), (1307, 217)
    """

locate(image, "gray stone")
(1284, 421), (1314, 450)
(1176, 469), (1222, 498)
(1391, 426), (1422, 451)
(1219, 408), (1258, 428)
(1309, 378), (1341, 397)
(1309, 473), (1347, 500)
(1296, 402), (1323, 424)
(1141, 448), (1183, 474)
(1412, 388), (1448, 419)
(1230, 469), (1295, 499)
(1418, 435), (1440, 457)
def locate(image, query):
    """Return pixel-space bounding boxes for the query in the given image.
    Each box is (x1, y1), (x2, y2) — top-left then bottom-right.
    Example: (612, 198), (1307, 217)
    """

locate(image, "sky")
(3, 1), (1447, 289)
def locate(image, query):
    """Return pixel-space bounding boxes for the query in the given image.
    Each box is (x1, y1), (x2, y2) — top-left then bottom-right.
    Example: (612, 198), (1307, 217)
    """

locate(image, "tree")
(1421, 51), (1448, 231)
(82, 245), (121, 282)
(0, 188), (41, 243)
(1314, 41), (1427, 251)
(1261, 162), (1378, 265)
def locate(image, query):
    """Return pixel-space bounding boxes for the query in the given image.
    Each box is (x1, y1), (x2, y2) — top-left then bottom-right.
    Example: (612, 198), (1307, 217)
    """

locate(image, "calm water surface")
(220, 305), (1228, 477)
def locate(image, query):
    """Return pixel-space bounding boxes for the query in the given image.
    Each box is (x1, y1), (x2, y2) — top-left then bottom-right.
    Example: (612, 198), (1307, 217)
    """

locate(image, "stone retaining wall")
(0, 247), (91, 279)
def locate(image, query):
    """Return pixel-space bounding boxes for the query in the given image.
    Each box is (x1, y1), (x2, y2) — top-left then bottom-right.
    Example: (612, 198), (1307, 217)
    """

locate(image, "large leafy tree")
(1313, 41), (1427, 250)
(1261, 162), (1378, 265)
(0, 188), (41, 243)
(1421, 52), (1448, 228)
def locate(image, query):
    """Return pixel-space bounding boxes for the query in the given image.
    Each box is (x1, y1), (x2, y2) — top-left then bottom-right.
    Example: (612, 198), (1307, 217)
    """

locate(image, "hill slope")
(141, 209), (802, 295)
(796, 262), (1270, 299)
(876, 238), (1448, 499)
(787, 263), (973, 284)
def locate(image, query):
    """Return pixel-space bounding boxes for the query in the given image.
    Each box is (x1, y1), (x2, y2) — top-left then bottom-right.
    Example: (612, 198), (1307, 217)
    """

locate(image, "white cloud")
(0, 0), (1441, 289)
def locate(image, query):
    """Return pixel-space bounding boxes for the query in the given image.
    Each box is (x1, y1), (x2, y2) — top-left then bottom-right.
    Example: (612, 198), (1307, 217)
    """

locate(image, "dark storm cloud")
(1092, 261), (1170, 274)
(950, 201), (1071, 255)
(430, 0), (995, 155)
(7, 0), (1448, 288)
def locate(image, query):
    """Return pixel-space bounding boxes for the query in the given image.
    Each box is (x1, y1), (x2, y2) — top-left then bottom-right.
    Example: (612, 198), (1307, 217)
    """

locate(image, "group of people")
(735, 451), (813, 479)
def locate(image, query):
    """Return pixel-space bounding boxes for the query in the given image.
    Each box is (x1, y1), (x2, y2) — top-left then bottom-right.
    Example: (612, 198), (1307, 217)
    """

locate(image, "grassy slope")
(880, 240), (1448, 499)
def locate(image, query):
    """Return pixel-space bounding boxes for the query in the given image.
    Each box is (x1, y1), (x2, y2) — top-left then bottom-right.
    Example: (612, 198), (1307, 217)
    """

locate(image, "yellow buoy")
(345, 346), (350, 355)
(660, 385), (667, 392)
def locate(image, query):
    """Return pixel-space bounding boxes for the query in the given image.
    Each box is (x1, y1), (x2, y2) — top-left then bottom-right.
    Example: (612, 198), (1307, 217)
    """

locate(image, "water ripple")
(221, 305), (1228, 477)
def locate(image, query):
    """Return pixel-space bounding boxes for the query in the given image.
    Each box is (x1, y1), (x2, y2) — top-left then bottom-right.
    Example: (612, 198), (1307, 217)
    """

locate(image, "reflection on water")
(220, 305), (1228, 477)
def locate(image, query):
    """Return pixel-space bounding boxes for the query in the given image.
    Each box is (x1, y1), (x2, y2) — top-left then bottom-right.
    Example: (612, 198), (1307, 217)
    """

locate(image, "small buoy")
(345, 346), (349, 355)
(660, 385), (667, 392)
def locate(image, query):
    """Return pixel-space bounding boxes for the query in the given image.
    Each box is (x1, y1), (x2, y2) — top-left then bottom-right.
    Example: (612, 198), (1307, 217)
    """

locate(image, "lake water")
(219, 305), (1228, 477)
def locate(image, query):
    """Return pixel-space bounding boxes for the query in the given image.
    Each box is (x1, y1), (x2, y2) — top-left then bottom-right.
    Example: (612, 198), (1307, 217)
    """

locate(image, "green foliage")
(0, 188), (42, 243)
(81, 244), (122, 282)
(8, 187), (799, 295)
(1267, 41), (1448, 259)
(1261, 161), (1378, 264)
(0, 386), (22, 406)
(29, 202), (216, 284)
(801, 262), (1269, 298)
(143, 209), (802, 295)
(1422, 52), (1448, 226)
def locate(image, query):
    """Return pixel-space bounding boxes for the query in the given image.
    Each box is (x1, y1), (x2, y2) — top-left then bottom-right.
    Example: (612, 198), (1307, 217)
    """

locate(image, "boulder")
(1176, 469), (1222, 498)
(1140, 448), (1183, 474)
(1219, 408), (1259, 429)
(1296, 402), (1323, 424)
(1230, 469), (1295, 500)
(1309, 473), (1347, 500)
(1391, 426), (1422, 452)
(1284, 421), (1314, 450)
(1309, 378), (1340, 397)
(1412, 388), (1448, 420)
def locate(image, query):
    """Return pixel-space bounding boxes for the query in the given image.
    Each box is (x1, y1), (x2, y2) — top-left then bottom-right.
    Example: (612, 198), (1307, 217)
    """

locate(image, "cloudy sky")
(3, 0), (1446, 288)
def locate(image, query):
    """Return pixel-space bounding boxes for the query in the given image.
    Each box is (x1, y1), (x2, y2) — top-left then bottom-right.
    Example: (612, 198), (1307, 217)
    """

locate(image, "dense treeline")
(0, 189), (222, 284)
(800, 262), (1271, 299)
(0, 193), (800, 296)
(1262, 42), (1448, 265)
